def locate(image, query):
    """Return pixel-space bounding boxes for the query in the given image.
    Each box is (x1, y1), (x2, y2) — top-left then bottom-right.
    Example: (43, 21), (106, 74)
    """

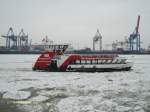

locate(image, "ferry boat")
(32, 45), (133, 72)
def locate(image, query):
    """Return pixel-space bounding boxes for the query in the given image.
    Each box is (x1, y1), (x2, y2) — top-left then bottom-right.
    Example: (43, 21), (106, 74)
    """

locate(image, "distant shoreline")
(0, 50), (150, 55)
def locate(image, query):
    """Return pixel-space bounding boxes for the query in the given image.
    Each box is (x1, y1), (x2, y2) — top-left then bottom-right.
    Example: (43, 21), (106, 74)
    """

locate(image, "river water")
(0, 54), (150, 112)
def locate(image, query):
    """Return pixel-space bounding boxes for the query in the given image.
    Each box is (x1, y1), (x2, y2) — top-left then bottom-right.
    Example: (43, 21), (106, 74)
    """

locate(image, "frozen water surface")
(0, 54), (150, 112)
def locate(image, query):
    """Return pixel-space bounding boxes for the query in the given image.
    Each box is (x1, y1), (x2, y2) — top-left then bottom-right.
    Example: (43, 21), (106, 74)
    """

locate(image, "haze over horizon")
(0, 0), (150, 49)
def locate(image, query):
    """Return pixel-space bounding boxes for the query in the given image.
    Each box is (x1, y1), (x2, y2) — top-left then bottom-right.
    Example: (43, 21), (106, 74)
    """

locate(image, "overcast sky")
(0, 0), (150, 49)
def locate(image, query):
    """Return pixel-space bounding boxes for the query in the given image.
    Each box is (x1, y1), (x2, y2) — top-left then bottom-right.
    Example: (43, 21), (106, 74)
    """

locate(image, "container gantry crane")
(18, 29), (28, 47)
(129, 15), (141, 51)
(1, 27), (18, 48)
(93, 29), (102, 51)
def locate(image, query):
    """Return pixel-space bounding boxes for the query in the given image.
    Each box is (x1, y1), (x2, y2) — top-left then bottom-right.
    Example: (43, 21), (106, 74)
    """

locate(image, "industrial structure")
(112, 37), (129, 51)
(148, 43), (150, 51)
(18, 29), (28, 47)
(1, 19), (150, 54)
(1, 27), (28, 49)
(1, 27), (17, 48)
(111, 16), (141, 52)
(93, 29), (102, 51)
(42, 36), (53, 45)
(128, 15), (141, 51)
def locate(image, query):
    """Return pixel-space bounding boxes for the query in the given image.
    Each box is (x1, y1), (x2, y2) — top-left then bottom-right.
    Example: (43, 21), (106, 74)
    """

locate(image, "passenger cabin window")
(115, 59), (118, 64)
(71, 60), (75, 64)
(104, 60), (108, 64)
(81, 60), (86, 64)
(92, 60), (96, 64)
(108, 60), (112, 63)
(87, 60), (91, 64)
(76, 60), (80, 64)
(96, 59), (98, 64)
(101, 60), (105, 64)
(98, 60), (102, 64)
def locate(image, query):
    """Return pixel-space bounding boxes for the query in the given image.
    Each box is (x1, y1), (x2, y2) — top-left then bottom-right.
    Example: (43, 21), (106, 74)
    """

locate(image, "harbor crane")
(42, 36), (53, 45)
(93, 29), (102, 51)
(18, 29), (28, 47)
(129, 15), (141, 51)
(1, 28), (29, 49)
(1, 27), (17, 48)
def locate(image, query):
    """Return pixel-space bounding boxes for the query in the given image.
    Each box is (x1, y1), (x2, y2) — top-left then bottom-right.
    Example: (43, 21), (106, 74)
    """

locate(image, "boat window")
(117, 59), (121, 64)
(110, 59), (113, 63)
(93, 60), (95, 64)
(71, 60), (76, 64)
(112, 59), (116, 64)
(119, 59), (126, 64)
(96, 59), (98, 64)
(90, 60), (92, 64)
(81, 60), (85, 64)
(87, 60), (91, 64)
(122, 59), (126, 64)
(106, 60), (111, 64)
(98, 60), (102, 64)
(85, 60), (87, 64)
(76, 60), (80, 64)
(109, 60), (113, 64)
(101, 60), (106, 64)
(115, 59), (118, 64)
(104, 60), (108, 64)
(91, 60), (96, 64)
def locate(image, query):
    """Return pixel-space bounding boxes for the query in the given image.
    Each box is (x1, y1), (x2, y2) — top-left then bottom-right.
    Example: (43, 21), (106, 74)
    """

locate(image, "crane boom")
(136, 15), (140, 34)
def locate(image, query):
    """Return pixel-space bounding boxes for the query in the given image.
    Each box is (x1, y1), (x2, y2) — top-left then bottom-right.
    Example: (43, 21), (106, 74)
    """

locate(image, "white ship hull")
(67, 62), (133, 72)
